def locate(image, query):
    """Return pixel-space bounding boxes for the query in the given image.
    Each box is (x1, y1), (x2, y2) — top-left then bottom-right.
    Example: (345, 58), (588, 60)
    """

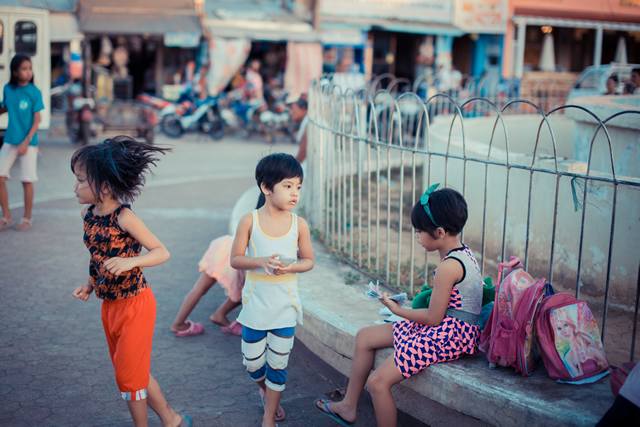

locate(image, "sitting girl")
(314, 185), (482, 427)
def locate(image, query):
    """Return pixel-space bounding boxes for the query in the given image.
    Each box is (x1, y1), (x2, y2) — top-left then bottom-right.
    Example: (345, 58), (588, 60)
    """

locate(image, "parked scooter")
(161, 96), (224, 140)
(51, 83), (70, 114)
(265, 95), (295, 143)
(136, 92), (187, 131)
(66, 83), (95, 146)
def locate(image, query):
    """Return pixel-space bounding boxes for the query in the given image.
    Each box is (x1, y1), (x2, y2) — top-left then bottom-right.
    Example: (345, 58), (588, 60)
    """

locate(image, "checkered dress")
(393, 246), (482, 378)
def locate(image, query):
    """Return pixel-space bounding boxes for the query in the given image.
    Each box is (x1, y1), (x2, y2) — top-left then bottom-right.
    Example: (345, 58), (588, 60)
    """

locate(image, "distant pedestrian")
(285, 93), (308, 163)
(314, 185), (482, 427)
(605, 75), (618, 95)
(70, 136), (191, 427)
(0, 54), (44, 232)
(230, 153), (315, 427)
(630, 68), (640, 95)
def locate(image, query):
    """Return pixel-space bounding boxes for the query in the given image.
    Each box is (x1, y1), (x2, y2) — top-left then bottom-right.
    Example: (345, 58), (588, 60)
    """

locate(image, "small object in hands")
(276, 255), (296, 266)
(365, 281), (407, 306)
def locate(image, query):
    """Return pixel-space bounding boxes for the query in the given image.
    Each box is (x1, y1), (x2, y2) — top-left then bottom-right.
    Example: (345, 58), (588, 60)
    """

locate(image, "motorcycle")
(265, 96), (295, 143)
(136, 92), (188, 132)
(66, 83), (96, 146)
(161, 96), (224, 140)
(51, 83), (70, 114)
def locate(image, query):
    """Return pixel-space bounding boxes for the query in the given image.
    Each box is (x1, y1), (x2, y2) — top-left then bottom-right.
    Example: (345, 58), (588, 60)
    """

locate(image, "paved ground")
(0, 132), (425, 426)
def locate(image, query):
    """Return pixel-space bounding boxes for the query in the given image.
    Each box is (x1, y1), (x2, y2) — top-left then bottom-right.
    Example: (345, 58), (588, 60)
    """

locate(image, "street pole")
(594, 25), (603, 67)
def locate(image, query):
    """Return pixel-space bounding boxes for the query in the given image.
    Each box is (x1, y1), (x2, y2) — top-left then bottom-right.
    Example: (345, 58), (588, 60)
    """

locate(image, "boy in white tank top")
(230, 153), (314, 427)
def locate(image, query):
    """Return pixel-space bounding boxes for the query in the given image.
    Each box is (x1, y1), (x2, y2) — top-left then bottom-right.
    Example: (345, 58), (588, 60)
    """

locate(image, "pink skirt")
(198, 235), (245, 303)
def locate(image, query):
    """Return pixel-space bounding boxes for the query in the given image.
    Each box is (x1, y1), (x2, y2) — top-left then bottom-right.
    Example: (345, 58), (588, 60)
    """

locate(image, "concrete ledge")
(231, 187), (614, 426)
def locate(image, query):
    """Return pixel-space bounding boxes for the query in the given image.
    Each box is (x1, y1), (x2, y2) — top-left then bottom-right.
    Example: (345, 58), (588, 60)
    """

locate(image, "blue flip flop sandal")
(314, 399), (355, 427)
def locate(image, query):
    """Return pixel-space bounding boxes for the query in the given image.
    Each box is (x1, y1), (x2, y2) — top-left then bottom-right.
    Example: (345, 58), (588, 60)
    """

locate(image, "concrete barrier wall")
(426, 114), (640, 307)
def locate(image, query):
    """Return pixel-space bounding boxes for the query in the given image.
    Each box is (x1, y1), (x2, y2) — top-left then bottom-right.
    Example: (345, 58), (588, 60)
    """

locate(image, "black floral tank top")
(83, 204), (147, 300)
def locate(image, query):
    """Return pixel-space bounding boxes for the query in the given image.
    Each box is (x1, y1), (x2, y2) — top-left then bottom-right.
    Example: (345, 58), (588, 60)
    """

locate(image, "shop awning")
(513, 15), (640, 32)
(204, 1), (319, 42)
(322, 16), (463, 37)
(77, 0), (202, 37)
(50, 12), (83, 42)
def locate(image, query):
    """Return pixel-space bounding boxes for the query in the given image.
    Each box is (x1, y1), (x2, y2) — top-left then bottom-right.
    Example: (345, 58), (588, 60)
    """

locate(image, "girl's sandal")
(14, 218), (32, 232)
(0, 217), (13, 232)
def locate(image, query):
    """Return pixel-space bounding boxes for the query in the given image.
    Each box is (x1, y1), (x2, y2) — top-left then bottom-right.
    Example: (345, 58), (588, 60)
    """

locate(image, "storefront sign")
(164, 32), (201, 48)
(321, 30), (366, 46)
(321, 0), (452, 24)
(454, 0), (508, 34)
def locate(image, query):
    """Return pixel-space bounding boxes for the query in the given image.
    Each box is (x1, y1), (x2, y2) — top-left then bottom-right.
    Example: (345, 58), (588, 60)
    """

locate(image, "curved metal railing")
(304, 77), (640, 364)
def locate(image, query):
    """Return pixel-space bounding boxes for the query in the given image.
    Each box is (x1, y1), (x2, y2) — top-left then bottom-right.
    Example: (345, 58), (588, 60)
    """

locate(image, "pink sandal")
(220, 320), (243, 336)
(260, 387), (285, 421)
(173, 320), (204, 337)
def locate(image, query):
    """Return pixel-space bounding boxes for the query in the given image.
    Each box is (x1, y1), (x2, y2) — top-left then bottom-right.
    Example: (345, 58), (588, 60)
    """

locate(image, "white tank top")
(236, 210), (303, 330)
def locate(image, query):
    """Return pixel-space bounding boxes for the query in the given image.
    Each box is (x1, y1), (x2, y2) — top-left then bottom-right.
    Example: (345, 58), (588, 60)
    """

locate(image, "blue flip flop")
(179, 414), (192, 426)
(314, 399), (355, 427)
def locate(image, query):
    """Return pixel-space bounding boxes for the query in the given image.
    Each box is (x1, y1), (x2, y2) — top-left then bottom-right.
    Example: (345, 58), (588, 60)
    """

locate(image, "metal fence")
(363, 73), (575, 117)
(304, 78), (640, 365)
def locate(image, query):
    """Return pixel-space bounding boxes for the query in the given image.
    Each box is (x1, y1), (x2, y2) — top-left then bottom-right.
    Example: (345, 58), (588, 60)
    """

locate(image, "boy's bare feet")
(262, 417), (277, 427)
(210, 311), (230, 327)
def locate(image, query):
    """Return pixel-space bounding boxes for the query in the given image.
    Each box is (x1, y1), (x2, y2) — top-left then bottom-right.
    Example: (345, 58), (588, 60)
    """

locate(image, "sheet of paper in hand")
(365, 281), (407, 307)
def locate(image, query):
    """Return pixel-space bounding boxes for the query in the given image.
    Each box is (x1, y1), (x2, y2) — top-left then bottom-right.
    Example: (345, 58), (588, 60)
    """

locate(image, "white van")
(0, 6), (51, 135)
(568, 63), (640, 100)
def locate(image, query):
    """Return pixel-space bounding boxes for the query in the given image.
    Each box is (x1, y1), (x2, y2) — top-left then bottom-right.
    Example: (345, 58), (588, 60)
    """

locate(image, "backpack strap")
(497, 256), (523, 285)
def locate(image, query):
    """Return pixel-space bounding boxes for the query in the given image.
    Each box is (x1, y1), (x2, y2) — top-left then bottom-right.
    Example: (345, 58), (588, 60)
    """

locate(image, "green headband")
(420, 183), (442, 229)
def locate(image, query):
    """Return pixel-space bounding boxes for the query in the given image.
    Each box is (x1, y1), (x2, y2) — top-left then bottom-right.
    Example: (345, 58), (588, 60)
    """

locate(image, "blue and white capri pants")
(241, 325), (295, 392)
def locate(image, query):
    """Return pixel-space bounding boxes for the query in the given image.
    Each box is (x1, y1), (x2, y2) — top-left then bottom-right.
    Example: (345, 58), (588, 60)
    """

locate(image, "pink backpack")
(479, 256), (547, 376)
(535, 293), (610, 383)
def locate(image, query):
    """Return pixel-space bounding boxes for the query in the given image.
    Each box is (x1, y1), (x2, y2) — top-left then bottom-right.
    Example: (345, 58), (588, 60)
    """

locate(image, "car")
(568, 63), (640, 99)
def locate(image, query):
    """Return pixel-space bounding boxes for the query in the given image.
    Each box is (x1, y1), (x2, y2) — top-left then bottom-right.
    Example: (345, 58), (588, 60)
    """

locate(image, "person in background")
(245, 60), (265, 102)
(0, 54), (44, 232)
(286, 94), (309, 163)
(630, 68), (640, 95)
(605, 75), (618, 95)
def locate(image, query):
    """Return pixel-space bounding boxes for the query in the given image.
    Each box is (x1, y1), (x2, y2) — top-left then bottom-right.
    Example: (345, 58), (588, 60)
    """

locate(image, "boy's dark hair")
(411, 187), (467, 238)
(10, 54), (33, 86)
(71, 135), (171, 204)
(632, 68), (640, 75)
(608, 74), (619, 83)
(255, 152), (303, 193)
(295, 98), (308, 110)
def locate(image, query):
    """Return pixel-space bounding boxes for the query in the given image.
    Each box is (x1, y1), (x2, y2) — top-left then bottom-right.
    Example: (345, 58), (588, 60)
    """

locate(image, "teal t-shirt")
(3, 83), (44, 146)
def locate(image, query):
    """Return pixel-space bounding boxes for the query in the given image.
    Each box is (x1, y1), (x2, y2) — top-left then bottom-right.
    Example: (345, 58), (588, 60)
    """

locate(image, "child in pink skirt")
(170, 235), (245, 337)
(171, 194), (266, 337)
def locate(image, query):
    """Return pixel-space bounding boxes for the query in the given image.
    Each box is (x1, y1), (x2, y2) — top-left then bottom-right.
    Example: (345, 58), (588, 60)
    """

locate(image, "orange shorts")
(101, 286), (156, 401)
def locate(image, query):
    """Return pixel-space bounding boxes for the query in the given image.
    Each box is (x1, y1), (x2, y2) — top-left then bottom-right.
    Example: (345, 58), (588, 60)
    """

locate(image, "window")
(0, 21), (4, 55)
(578, 71), (602, 90)
(15, 21), (36, 55)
